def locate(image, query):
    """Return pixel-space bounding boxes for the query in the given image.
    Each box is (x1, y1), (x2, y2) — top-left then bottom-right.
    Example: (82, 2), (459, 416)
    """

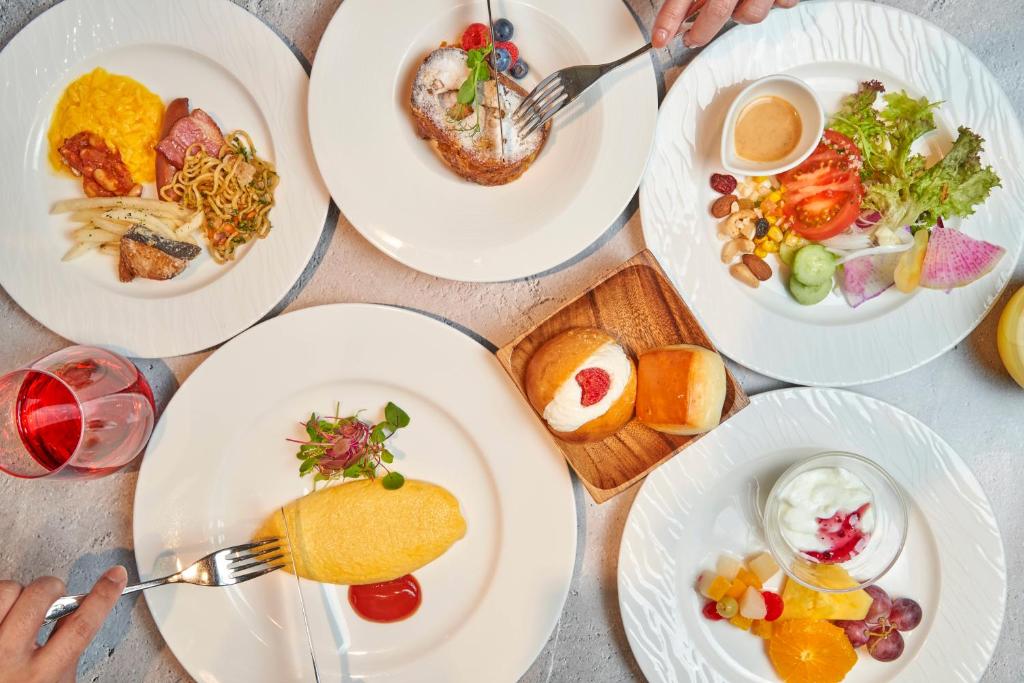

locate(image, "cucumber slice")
(789, 275), (833, 305)
(779, 243), (799, 267)
(792, 245), (837, 287)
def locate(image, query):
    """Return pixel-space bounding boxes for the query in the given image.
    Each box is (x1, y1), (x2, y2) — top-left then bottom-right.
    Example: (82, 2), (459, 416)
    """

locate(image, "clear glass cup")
(0, 345), (155, 479)
(763, 451), (907, 593)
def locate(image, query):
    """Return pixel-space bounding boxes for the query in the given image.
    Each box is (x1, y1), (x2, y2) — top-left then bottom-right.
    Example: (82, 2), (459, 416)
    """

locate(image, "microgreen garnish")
(449, 43), (493, 134)
(288, 401), (411, 489)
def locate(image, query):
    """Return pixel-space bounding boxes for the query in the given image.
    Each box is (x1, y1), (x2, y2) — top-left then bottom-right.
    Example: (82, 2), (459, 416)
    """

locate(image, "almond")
(742, 253), (773, 281)
(711, 194), (737, 218)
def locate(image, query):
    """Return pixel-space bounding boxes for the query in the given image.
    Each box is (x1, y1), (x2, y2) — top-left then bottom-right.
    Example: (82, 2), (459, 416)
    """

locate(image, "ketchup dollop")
(348, 574), (421, 623)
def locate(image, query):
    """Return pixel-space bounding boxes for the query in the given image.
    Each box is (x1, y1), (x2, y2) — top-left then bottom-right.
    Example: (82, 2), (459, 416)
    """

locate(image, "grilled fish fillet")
(118, 226), (201, 282)
(410, 47), (550, 185)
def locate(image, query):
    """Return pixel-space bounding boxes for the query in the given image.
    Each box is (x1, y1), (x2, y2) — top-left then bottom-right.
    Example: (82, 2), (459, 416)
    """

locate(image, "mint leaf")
(381, 472), (405, 490)
(385, 402), (410, 429)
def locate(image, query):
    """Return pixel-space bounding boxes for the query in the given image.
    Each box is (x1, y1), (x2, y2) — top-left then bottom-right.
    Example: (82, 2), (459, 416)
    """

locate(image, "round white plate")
(0, 0), (330, 358)
(309, 0), (657, 282)
(132, 304), (577, 682)
(618, 388), (1005, 683)
(640, 1), (1024, 386)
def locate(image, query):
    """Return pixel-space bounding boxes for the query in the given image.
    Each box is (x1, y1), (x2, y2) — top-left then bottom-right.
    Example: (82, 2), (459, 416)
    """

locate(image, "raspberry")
(762, 591), (784, 622)
(710, 173), (737, 195)
(495, 40), (519, 66)
(575, 367), (611, 407)
(702, 600), (725, 621)
(461, 23), (490, 51)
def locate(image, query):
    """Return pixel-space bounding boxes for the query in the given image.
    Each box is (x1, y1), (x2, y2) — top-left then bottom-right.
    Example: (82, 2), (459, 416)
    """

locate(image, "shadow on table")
(967, 277), (1022, 390)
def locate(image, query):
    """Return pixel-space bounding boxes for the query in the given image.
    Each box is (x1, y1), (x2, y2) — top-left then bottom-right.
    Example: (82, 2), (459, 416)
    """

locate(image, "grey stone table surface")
(1, 0), (1021, 681)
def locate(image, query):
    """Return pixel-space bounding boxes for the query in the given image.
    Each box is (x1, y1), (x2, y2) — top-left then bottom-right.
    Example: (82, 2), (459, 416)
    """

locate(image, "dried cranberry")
(710, 173), (737, 195)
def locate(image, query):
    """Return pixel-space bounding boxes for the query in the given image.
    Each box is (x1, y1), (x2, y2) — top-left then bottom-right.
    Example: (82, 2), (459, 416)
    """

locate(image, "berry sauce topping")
(575, 367), (611, 407)
(805, 502), (871, 564)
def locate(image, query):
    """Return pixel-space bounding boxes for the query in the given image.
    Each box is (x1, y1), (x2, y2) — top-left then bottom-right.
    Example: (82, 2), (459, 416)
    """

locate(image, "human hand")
(652, 0), (800, 49)
(0, 567), (127, 683)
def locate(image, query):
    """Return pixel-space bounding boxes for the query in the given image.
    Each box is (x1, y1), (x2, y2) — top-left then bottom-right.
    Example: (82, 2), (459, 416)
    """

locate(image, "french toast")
(410, 47), (549, 185)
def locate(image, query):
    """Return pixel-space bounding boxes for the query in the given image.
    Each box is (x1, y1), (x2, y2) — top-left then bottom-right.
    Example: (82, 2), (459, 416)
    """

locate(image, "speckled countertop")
(1, 0), (1021, 681)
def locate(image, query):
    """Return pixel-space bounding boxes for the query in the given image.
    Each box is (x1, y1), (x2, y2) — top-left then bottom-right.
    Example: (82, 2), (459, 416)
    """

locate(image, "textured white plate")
(132, 304), (577, 682)
(618, 387), (1005, 683)
(0, 0), (330, 358)
(640, 1), (1024, 386)
(309, 0), (657, 282)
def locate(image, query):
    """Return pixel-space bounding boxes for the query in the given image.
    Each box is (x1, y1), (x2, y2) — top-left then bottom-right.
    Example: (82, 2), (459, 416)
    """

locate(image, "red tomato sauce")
(348, 574), (421, 623)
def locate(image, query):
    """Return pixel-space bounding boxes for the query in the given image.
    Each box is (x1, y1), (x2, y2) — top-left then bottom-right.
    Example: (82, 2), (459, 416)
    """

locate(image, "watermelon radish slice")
(839, 252), (901, 308)
(920, 225), (1005, 290)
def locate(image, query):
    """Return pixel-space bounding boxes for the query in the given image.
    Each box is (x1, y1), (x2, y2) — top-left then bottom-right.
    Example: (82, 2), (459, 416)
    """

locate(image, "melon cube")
(716, 554), (743, 581)
(751, 619), (773, 640)
(725, 578), (747, 599)
(739, 586), (767, 619)
(728, 614), (752, 631)
(736, 567), (763, 590)
(698, 573), (731, 601)
(748, 552), (780, 583)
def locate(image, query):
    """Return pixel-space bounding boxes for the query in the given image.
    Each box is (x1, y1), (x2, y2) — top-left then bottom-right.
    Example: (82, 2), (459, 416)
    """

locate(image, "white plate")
(0, 0), (330, 358)
(132, 304), (577, 682)
(640, 1), (1024, 386)
(309, 0), (657, 282)
(618, 388), (1005, 683)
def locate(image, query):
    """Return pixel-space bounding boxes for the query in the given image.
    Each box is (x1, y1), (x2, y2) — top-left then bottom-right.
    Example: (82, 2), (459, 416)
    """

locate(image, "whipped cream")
(777, 466), (875, 556)
(542, 342), (631, 433)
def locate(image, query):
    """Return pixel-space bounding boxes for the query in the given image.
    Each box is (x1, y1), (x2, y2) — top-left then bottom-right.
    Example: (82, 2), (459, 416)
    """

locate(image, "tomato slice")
(779, 130), (865, 240)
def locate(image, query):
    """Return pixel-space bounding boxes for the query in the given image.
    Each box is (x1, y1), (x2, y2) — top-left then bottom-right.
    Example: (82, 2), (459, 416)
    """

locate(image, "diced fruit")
(460, 23), (490, 51)
(715, 554), (742, 581)
(728, 614), (753, 631)
(710, 173), (737, 195)
(736, 567), (763, 590)
(749, 552), (780, 583)
(702, 600), (724, 621)
(833, 619), (870, 648)
(889, 598), (922, 631)
(780, 576), (872, 621)
(739, 586), (767, 619)
(894, 228), (929, 292)
(698, 573), (730, 602)
(493, 47), (511, 72)
(867, 629), (904, 662)
(725, 578), (747, 600)
(769, 620), (858, 683)
(864, 585), (892, 623)
(493, 18), (514, 41)
(716, 596), (739, 619)
(762, 591), (784, 622)
(494, 41), (519, 66)
(752, 619), (774, 640)
(509, 59), (529, 79)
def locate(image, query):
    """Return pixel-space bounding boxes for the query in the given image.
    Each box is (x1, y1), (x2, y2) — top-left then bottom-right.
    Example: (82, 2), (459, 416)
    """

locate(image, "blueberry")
(493, 18), (514, 42)
(509, 59), (529, 79)
(493, 47), (511, 72)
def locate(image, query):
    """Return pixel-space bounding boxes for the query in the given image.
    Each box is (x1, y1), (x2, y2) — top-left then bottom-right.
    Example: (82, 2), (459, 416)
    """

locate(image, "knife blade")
(485, 0), (505, 159)
(280, 507), (321, 683)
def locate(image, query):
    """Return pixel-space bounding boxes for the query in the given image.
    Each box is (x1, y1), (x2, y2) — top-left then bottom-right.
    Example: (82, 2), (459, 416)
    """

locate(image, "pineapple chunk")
(716, 554), (743, 581)
(728, 614), (753, 631)
(736, 567), (763, 590)
(698, 573), (731, 602)
(725, 578), (747, 600)
(780, 576), (872, 620)
(749, 552), (780, 583)
(751, 620), (773, 640)
(739, 586), (767, 619)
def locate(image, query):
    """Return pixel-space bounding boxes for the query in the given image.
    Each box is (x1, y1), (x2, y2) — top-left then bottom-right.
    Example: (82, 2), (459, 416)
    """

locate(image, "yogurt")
(776, 466), (875, 564)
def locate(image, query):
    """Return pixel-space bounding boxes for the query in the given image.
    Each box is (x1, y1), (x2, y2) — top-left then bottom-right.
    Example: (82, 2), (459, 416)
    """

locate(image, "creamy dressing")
(542, 343), (631, 432)
(734, 96), (802, 162)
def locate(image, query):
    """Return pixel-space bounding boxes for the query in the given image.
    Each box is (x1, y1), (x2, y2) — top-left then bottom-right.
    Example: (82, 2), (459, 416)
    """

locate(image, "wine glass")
(0, 345), (155, 479)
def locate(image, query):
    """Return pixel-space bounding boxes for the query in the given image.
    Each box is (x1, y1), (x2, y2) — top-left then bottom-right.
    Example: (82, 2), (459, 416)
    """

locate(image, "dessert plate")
(0, 0), (330, 358)
(640, 0), (1024, 385)
(309, 0), (657, 282)
(618, 387), (1005, 682)
(133, 304), (577, 682)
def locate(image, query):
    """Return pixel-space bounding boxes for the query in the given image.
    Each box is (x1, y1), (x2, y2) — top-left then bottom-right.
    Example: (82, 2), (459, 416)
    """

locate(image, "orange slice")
(768, 620), (857, 683)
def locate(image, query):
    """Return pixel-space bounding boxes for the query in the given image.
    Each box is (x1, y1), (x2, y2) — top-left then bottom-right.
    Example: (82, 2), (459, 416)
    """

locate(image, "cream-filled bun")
(636, 344), (727, 435)
(525, 328), (636, 443)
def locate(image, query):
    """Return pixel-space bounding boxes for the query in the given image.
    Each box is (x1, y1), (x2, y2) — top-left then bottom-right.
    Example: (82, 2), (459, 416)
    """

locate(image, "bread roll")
(525, 328), (636, 442)
(636, 344), (726, 435)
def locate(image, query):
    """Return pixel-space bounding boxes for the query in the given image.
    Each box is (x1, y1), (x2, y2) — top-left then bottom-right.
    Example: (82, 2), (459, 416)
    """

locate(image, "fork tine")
(223, 538), (280, 559)
(521, 99), (565, 139)
(231, 562), (287, 583)
(515, 85), (566, 131)
(230, 552), (286, 574)
(513, 72), (562, 119)
(228, 545), (283, 565)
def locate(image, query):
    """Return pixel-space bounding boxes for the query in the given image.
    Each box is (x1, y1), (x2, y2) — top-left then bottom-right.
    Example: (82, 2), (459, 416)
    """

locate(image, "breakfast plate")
(309, 0), (657, 282)
(640, 0), (1024, 386)
(132, 304), (577, 682)
(618, 387), (1006, 682)
(0, 0), (330, 358)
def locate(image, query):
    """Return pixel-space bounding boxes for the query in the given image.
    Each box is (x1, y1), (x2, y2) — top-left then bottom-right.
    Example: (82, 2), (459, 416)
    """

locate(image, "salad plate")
(132, 304), (577, 682)
(618, 387), (1005, 683)
(0, 0), (330, 358)
(641, 0), (1024, 386)
(308, 0), (657, 282)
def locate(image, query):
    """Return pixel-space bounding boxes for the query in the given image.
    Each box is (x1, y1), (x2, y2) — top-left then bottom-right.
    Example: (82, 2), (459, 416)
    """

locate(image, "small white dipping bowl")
(720, 74), (824, 177)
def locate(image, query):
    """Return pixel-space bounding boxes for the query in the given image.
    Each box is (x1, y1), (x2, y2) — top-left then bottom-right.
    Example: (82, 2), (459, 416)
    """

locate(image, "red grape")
(834, 619), (870, 648)
(702, 600), (724, 621)
(864, 585), (892, 623)
(867, 629), (904, 662)
(890, 597), (923, 631)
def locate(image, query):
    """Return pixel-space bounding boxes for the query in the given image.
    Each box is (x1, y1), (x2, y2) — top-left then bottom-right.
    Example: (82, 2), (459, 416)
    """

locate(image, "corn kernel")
(767, 215), (777, 226)
(767, 191), (782, 203)
(754, 247), (768, 259)
(784, 232), (801, 247)
(767, 226), (784, 243)
(752, 176), (768, 183)
(763, 240), (779, 254)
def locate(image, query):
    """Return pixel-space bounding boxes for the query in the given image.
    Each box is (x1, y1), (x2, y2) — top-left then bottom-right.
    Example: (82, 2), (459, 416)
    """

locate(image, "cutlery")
(43, 537), (286, 625)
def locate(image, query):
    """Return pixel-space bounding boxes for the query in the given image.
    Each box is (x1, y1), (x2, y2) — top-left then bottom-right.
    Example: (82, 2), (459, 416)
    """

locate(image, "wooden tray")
(496, 250), (749, 503)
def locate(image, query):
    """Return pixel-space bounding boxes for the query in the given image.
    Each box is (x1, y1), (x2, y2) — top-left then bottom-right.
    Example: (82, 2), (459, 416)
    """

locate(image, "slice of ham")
(155, 109), (225, 167)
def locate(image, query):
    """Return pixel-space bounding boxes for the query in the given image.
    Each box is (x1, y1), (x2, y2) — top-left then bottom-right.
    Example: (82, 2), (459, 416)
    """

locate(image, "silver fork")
(513, 0), (708, 138)
(43, 537), (286, 625)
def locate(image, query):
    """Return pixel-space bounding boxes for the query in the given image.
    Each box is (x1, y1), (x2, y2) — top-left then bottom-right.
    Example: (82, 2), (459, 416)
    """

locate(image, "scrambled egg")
(256, 478), (467, 585)
(48, 67), (164, 183)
